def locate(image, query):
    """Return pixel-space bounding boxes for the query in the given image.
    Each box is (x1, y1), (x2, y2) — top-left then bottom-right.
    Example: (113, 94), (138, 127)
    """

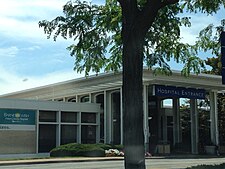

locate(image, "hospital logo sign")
(0, 109), (36, 131)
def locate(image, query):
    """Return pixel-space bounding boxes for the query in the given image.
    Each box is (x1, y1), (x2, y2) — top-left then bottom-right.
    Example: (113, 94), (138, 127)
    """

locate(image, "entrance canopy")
(143, 69), (225, 92)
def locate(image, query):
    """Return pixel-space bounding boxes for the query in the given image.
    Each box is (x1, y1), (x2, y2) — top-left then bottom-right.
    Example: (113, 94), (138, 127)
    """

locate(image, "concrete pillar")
(120, 87), (123, 145)
(209, 91), (219, 145)
(89, 93), (92, 103)
(36, 110), (39, 153)
(173, 98), (181, 146)
(162, 112), (167, 142)
(143, 85), (149, 151)
(57, 111), (61, 146)
(104, 90), (112, 144)
(190, 99), (199, 154)
(77, 112), (81, 143)
(96, 111), (101, 143)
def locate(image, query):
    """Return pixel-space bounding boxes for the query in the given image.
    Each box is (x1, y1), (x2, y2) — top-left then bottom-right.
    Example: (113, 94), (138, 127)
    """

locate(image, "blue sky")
(0, 0), (224, 95)
(0, 0), (81, 94)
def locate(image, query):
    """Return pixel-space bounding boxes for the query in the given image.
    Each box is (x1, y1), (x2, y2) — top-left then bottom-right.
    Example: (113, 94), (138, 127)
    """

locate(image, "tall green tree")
(194, 20), (225, 75)
(194, 21), (225, 145)
(39, 0), (225, 168)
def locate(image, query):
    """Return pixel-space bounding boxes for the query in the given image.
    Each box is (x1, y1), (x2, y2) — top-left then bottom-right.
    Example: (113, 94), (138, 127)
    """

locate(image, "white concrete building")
(0, 99), (100, 155)
(1, 69), (224, 155)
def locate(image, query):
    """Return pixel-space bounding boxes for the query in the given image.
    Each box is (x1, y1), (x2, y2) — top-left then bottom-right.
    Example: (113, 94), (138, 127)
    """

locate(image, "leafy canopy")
(194, 19), (225, 75)
(39, 0), (225, 76)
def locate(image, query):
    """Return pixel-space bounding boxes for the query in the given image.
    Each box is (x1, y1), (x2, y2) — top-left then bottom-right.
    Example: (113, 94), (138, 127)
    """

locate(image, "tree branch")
(117, 0), (125, 8)
(136, 0), (179, 36)
(117, 0), (138, 12)
(136, 0), (161, 36)
(160, 0), (179, 8)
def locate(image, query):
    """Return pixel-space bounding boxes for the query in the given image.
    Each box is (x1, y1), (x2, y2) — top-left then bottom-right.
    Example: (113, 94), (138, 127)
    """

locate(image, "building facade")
(1, 69), (225, 155)
(0, 99), (100, 155)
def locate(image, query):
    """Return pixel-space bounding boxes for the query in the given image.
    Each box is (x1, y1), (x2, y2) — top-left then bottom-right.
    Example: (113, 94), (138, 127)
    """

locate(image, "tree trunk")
(120, 1), (162, 168)
(122, 21), (146, 169)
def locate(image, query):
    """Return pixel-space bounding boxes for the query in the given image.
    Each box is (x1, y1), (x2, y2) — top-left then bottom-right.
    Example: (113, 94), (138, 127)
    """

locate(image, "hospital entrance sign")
(155, 85), (206, 99)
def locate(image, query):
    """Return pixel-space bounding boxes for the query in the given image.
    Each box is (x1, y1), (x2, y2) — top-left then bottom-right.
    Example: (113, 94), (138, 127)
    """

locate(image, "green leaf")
(39, 0), (225, 76)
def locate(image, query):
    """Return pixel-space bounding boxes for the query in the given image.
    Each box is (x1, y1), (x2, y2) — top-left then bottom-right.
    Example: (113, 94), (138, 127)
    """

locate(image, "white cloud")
(0, 46), (19, 58)
(0, 1), (86, 95)
(0, 0), (67, 41)
(0, 67), (85, 95)
(0, 0), (65, 18)
(21, 45), (41, 51)
(0, 17), (39, 38)
(180, 13), (221, 44)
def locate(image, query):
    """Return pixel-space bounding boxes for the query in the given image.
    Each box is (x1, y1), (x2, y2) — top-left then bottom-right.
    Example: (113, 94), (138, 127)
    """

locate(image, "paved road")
(147, 158), (224, 169)
(0, 158), (225, 169)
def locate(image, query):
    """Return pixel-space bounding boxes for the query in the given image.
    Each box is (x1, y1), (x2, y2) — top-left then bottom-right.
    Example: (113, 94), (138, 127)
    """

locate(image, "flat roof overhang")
(1, 69), (225, 100)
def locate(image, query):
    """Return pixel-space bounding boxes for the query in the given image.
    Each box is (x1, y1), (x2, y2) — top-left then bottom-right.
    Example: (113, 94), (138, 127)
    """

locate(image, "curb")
(0, 155), (221, 166)
(0, 157), (125, 166)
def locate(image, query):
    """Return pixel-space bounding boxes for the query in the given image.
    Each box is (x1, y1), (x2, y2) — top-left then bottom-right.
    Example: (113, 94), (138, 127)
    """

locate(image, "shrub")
(96, 143), (112, 150)
(50, 143), (124, 157)
(111, 144), (124, 151)
(50, 143), (106, 157)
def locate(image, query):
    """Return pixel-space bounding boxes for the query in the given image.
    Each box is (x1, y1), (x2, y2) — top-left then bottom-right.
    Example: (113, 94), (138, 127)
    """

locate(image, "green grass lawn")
(186, 163), (225, 169)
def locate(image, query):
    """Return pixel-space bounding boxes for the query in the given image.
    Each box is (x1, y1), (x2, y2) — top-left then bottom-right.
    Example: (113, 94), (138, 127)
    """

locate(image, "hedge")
(50, 143), (123, 157)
